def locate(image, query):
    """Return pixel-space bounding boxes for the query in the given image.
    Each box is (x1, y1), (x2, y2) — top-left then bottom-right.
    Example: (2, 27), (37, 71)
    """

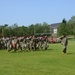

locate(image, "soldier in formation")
(0, 35), (49, 52)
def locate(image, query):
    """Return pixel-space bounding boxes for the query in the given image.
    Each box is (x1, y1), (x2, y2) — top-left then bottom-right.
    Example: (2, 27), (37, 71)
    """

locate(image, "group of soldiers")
(0, 34), (68, 54)
(0, 35), (49, 52)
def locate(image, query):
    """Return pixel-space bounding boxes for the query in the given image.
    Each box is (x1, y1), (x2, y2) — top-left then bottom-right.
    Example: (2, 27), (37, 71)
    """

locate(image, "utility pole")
(2, 29), (4, 37)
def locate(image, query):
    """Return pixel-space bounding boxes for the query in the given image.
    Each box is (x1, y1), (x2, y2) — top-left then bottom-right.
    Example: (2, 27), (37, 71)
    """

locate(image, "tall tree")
(68, 16), (75, 38)
(58, 19), (68, 36)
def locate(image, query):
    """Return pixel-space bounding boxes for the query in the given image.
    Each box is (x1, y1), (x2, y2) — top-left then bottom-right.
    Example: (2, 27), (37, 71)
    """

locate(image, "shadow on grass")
(67, 52), (75, 55)
(47, 48), (54, 51)
(10, 50), (26, 53)
(8, 48), (54, 53)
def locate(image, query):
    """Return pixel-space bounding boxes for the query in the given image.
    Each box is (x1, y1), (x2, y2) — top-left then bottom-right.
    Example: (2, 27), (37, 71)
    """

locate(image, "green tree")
(16, 26), (28, 36)
(34, 22), (50, 35)
(28, 24), (34, 35)
(58, 19), (68, 36)
(68, 16), (75, 38)
(43, 22), (50, 33)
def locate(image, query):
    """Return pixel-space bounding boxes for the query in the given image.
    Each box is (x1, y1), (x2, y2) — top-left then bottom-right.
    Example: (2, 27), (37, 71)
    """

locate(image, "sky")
(0, 0), (75, 26)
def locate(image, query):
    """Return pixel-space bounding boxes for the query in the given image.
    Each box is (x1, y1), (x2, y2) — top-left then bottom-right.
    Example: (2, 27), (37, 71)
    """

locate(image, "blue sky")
(0, 0), (75, 26)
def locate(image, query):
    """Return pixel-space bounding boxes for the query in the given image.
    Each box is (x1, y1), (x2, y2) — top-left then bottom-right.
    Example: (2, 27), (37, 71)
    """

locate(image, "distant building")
(50, 23), (61, 34)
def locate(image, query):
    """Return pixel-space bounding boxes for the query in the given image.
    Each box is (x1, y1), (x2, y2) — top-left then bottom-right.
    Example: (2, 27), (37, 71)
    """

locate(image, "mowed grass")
(0, 40), (75, 75)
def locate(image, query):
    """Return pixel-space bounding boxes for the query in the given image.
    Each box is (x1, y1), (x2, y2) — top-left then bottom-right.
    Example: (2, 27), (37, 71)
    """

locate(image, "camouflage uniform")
(60, 35), (68, 54)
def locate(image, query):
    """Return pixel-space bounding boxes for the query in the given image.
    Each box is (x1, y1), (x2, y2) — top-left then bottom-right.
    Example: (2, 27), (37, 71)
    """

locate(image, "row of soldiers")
(0, 35), (49, 52)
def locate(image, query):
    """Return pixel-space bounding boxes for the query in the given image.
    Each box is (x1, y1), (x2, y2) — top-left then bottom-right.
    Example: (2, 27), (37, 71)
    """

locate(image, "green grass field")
(0, 39), (75, 75)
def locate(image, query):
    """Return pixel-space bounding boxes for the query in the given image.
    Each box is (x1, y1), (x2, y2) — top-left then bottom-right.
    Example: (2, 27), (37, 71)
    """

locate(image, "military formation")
(0, 35), (49, 52)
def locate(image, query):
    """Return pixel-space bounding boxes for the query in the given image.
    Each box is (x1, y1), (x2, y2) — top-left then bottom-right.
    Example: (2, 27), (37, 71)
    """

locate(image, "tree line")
(0, 16), (75, 37)
(0, 22), (50, 37)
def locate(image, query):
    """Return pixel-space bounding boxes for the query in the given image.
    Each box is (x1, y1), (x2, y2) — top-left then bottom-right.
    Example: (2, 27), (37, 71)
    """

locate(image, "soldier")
(60, 34), (68, 54)
(41, 35), (49, 50)
(7, 38), (12, 52)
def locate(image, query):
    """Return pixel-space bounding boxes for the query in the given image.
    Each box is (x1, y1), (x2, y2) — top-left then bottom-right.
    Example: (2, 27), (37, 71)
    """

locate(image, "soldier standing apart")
(60, 34), (68, 54)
